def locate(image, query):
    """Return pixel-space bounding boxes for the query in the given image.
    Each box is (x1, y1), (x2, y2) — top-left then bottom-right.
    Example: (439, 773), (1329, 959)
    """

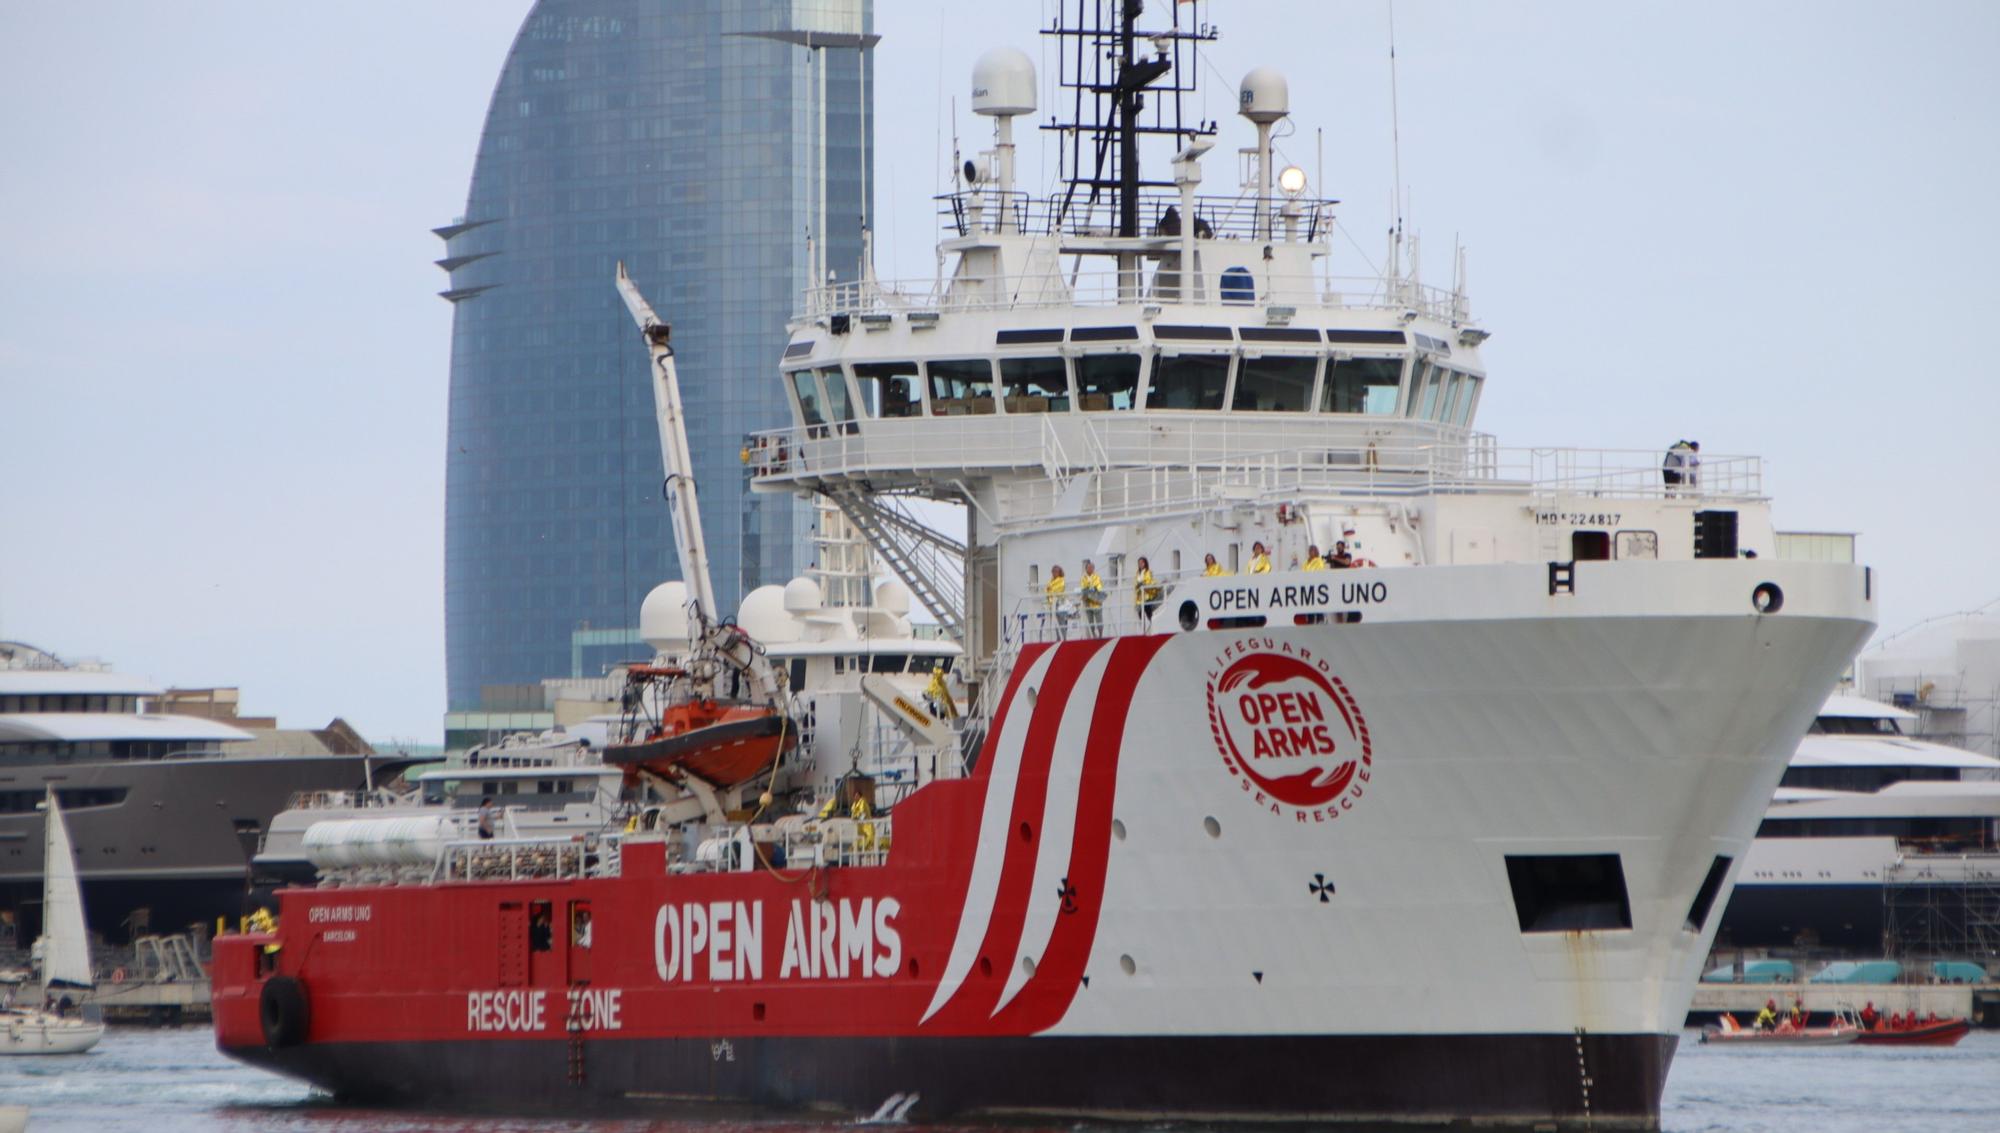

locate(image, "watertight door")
(567, 900), (594, 985)
(497, 902), (528, 988)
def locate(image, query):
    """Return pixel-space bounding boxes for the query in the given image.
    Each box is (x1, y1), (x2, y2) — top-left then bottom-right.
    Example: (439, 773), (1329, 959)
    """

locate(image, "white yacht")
(2, 791), (105, 1054)
(1720, 695), (2000, 949)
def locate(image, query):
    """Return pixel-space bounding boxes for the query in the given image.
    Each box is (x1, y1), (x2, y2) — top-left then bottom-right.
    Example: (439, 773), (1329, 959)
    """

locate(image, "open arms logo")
(1205, 643), (1372, 821)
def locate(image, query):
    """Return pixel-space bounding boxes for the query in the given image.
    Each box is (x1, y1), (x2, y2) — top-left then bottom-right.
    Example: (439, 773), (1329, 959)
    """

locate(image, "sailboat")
(1, 790), (106, 1054)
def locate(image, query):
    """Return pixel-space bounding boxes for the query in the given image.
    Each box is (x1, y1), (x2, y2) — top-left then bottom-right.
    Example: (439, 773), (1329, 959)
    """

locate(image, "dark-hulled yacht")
(0, 642), (401, 942)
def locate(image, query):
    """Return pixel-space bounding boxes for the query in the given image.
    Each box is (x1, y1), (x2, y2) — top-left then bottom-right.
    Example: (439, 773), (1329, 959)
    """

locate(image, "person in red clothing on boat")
(1860, 1001), (1879, 1030)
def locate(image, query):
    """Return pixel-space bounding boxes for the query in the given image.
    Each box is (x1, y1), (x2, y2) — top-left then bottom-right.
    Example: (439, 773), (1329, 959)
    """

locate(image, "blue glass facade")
(438, 0), (873, 709)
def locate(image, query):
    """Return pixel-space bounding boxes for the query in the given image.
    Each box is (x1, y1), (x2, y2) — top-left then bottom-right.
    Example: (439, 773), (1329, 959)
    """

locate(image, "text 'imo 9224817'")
(212, 5), (1875, 1129)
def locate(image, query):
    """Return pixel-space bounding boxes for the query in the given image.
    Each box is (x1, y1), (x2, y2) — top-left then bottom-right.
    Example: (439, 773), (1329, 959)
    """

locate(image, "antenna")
(1387, 0), (1405, 283)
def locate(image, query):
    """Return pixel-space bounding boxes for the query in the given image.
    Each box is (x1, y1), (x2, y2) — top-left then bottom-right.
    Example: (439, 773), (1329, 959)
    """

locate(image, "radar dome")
(736, 585), (802, 644)
(972, 47), (1036, 117)
(874, 577), (912, 616)
(639, 581), (691, 651)
(782, 576), (824, 615)
(1237, 66), (1290, 124)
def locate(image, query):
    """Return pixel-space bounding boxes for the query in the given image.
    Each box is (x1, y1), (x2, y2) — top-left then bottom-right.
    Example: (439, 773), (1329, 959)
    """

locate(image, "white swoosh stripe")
(919, 648), (1058, 1023)
(992, 644), (1112, 1015)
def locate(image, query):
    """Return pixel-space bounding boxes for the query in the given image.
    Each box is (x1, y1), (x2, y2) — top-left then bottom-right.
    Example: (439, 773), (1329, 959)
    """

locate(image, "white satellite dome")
(736, 584), (802, 644)
(874, 577), (912, 617)
(639, 581), (691, 651)
(782, 576), (824, 615)
(1237, 66), (1290, 124)
(971, 46), (1036, 117)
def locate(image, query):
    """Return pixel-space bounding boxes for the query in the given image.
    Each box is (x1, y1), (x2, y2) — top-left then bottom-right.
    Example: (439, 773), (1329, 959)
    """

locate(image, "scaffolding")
(1882, 852), (2000, 971)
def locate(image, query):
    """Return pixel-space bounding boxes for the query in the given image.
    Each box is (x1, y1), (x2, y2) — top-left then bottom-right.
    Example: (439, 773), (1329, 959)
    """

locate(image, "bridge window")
(999, 356), (1070, 412)
(1320, 357), (1403, 415)
(1145, 353), (1231, 410)
(926, 359), (995, 415)
(1415, 364), (1447, 419)
(1451, 374), (1483, 425)
(787, 369), (825, 426)
(1232, 354), (1316, 412)
(852, 362), (923, 418)
(1074, 353), (1140, 410)
(817, 368), (856, 426)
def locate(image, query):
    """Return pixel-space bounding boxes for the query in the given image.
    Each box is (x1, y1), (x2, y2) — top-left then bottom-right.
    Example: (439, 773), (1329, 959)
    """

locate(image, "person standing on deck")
(1045, 565), (1071, 639)
(1079, 560), (1106, 638)
(1134, 556), (1164, 625)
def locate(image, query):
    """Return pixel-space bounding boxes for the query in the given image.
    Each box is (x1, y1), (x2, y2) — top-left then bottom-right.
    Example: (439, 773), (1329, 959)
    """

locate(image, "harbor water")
(2, 1026), (1995, 1132)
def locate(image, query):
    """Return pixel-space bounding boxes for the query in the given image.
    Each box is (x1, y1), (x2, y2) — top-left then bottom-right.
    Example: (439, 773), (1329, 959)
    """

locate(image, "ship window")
(1452, 375), (1483, 425)
(1437, 372), (1466, 423)
(789, 659), (807, 689)
(817, 368), (856, 425)
(1684, 855), (1733, 933)
(1145, 353), (1231, 410)
(852, 362), (923, 418)
(1504, 853), (1633, 933)
(1417, 364), (1447, 419)
(1572, 531), (1611, 561)
(1232, 355), (1316, 412)
(788, 369), (825, 426)
(870, 654), (907, 674)
(999, 356), (1070, 412)
(1074, 353), (1141, 410)
(1615, 531), (1658, 560)
(926, 359), (995, 415)
(1320, 357), (1403, 415)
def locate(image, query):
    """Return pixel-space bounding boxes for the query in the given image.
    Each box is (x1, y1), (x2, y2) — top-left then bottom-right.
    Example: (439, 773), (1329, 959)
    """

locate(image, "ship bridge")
(739, 29), (1772, 676)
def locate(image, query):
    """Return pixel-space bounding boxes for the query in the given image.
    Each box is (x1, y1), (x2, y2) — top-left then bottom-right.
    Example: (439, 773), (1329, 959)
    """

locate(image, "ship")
(212, 5), (1875, 1128)
(0, 642), (397, 942)
(1719, 695), (2000, 950)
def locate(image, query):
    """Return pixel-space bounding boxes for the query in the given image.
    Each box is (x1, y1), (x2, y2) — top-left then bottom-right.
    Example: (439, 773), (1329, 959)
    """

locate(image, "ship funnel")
(1237, 66), (1290, 124)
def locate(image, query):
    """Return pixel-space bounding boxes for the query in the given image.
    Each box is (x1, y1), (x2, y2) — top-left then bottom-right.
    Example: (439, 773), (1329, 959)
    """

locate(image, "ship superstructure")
(213, 6), (1875, 1128)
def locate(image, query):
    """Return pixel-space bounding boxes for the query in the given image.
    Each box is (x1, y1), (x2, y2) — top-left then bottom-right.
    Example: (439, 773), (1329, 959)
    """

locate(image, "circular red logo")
(1206, 650), (1371, 812)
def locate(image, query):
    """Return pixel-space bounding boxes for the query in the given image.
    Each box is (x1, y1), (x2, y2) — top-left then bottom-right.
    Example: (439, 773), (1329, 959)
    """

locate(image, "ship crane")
(615, 262), (785, 709)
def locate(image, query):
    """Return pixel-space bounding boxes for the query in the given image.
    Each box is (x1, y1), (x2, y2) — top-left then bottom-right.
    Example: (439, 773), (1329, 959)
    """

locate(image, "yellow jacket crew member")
(1202, 553), (1228, 577)
(1303, 545), (1327, 571)
(1134, 556), (1164, 624)
(1045, 565), (1072, 638)
(1248, 541), (1272, 574)
(1079, 559), (1106, 637)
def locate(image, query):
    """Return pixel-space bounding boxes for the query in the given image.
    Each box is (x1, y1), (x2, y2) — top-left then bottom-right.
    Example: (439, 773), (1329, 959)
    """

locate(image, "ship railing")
(666, 817), (896, 874)
(999, 582), (1197, 654)
(429, 833), (621, 884)
(798, 269), (1463, 322)
(280, 787), (410, 812)
(937, 188), (1340, 245)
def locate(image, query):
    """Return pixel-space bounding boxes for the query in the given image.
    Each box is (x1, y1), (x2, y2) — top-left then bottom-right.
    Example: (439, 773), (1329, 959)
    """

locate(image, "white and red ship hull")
(215, 562), (1873, 1129)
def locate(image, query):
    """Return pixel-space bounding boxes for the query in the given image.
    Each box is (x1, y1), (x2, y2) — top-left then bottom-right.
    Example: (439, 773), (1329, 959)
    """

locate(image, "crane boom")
(615, 262), (717, 627)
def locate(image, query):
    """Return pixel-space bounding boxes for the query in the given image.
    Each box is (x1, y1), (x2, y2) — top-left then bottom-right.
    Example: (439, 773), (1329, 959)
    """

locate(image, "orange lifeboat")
(602, 664), (795, 789)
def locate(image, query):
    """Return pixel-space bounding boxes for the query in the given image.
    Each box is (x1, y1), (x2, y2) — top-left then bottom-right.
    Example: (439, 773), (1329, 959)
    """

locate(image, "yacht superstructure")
(213, 6), (1874, 1128)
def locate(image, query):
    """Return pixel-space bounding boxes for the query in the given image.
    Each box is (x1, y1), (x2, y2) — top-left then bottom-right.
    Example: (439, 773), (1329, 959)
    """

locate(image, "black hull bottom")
(238, 1031), (1677, 1130)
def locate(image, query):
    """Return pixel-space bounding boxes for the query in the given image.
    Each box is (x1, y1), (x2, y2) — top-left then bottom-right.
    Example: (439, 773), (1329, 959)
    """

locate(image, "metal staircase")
(826, 488), (967, 642)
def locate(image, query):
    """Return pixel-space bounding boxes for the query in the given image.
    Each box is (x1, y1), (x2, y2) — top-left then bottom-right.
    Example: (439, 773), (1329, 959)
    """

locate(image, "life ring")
(260, 974), (311, 1049)
(110, 967), (125, 984)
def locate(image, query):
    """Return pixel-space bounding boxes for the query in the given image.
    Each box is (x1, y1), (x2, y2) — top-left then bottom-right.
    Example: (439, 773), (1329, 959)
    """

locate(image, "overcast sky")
(2, 1), (1995, 742)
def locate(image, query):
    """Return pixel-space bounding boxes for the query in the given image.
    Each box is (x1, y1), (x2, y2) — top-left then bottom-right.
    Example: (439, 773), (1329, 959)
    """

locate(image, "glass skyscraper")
(437, 0), (873, 713)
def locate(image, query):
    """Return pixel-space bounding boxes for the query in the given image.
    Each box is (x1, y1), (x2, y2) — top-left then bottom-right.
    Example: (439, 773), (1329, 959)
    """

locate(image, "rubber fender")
(260, 975), (310, 1049)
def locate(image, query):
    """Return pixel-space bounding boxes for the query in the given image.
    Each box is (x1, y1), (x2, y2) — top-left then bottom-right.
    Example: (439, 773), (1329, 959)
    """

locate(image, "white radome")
(737, 584), (802, 644)
(639, 581), (691, 651)
(781, 576), (824, 615)
(971, 46), (1037, 117)
(1238, 65), (1289, 123)
(874, 577), (913, 616)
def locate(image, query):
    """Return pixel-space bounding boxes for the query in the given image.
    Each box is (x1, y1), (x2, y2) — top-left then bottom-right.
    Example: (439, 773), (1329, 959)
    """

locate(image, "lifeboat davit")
(602, 665), (795, 788)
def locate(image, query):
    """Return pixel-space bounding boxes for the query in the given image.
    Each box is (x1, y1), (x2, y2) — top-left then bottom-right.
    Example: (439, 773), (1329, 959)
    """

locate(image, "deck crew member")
(1754, 999), (1777, 1031)
(477, 797), (497, 840)
(1303, 545), (1327, 571)
(925, 663), (958, 720)
(1329, 541), (1354, 569)
(1079, 559), (1106, 638)
(1248, 541), (1272, 574)
(1202, 553), (1229, 577)
(1134, 556), (1164, 625)
(1860, 1001), (1879, 1030)
(1045, 565), (1072, 639)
